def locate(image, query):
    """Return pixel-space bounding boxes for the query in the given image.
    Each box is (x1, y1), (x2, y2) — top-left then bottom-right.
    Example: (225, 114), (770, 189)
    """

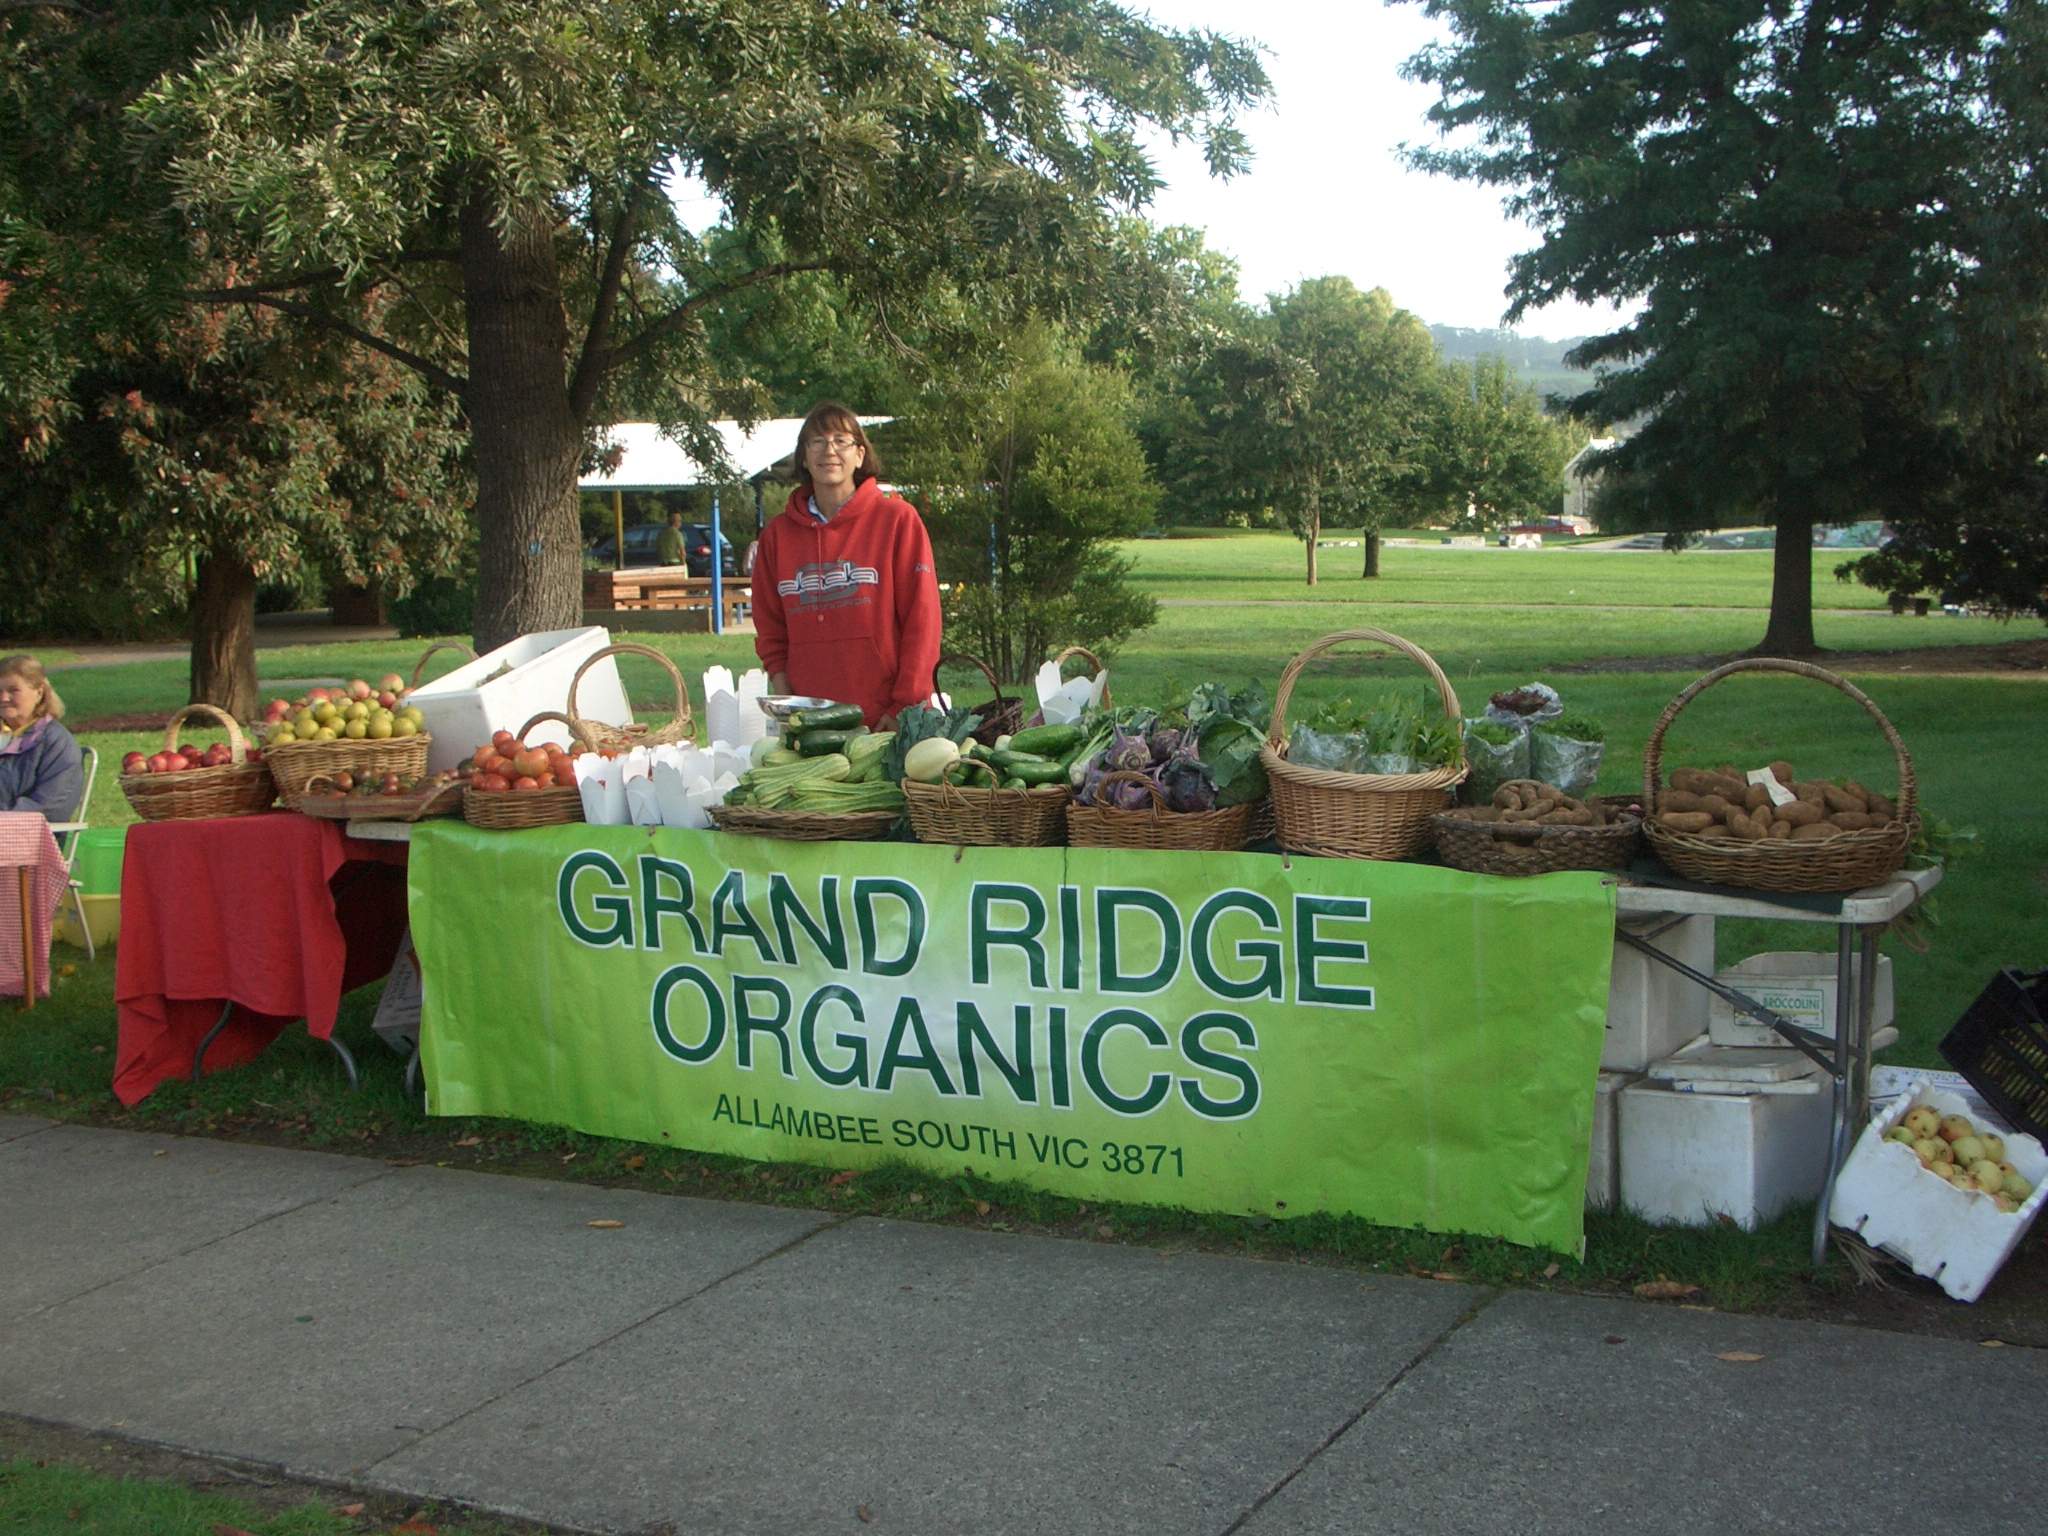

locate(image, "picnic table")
(583, 567), (751, 629)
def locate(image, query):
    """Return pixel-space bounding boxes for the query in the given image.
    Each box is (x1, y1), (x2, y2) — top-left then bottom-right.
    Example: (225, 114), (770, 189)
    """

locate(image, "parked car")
(587, 522), (738, 576)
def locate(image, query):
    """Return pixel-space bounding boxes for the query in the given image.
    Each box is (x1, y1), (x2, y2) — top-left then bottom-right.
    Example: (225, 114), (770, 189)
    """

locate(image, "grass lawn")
(14, 538), (2048, 1333)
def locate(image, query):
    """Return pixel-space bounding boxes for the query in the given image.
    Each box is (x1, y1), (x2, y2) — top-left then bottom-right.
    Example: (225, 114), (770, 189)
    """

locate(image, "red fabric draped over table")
(114, 813), (409, 1105)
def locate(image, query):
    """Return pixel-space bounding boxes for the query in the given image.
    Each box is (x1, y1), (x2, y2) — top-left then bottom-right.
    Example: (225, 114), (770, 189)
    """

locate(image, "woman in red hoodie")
(753, 403), (943, 728)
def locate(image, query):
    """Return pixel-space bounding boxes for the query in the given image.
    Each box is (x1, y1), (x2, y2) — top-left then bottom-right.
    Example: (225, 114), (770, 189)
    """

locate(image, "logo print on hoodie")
(778, 559), (880, 610)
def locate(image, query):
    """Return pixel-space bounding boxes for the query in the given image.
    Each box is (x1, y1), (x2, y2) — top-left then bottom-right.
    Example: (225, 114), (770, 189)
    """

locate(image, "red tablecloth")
(114, 813), (409, 1105)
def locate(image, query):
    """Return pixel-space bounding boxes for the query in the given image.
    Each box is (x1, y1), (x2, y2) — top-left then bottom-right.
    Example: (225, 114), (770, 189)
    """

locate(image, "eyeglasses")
(806, 434), (861, 453)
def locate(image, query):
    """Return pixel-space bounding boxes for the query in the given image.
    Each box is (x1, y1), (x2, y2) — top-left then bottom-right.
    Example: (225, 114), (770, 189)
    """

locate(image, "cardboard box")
(1707, 950), (1894, 1048)
(1829, 1080), (2047, 1303)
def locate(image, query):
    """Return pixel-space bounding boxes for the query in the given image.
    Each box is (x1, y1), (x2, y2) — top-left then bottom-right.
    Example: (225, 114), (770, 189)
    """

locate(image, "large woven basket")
(903, 777), (1069, 847)
(266, 731), (431, 810)
(297, 775), (465, 824)
(936, 653), (1023, 747)
(707, 805), (901, 842)
(569, 642), (694, 753)
(1433, 795), (1643, 877)
(461, 710), (591, 829)
(1642, 659), (1917, 893)
(119, 704), (277, 822)
(1260, 629), (1467, 859)
(1067, 771), (1256, 852)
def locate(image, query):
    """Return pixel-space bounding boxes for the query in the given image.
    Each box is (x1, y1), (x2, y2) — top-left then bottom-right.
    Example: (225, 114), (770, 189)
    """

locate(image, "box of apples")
(118, 703), (279, 821)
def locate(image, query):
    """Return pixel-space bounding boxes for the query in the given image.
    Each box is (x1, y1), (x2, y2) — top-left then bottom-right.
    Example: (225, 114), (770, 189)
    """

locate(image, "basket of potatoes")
(1433, 780), (1643, 876)
(1643, 659), (1917, 893)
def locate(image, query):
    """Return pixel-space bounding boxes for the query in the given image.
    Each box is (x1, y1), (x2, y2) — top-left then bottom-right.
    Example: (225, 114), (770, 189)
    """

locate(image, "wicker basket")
(266, 731), (431, 811)
(1047, 645), (1111, 709)
(1433, 795), (1643, 877)
(1259, 629), (1467, 860)
(463, 784), (585, 830)
(936, 653), (1023, 747)
(707, 804), (901, 842)
(903, 777), (1070, 847)
(1067, 771), (1256, 852)
(118, 704), (278, 822)
(296, 775), (465, 823)
(568, 642), (694, 753)
(1642, 658), (1917, 894)
(411, 640), (479, 689)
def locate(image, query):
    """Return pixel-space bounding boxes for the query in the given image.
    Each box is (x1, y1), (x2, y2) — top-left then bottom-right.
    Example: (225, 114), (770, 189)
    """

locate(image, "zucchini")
(1008, 722), (1083, 757)
(797, 729), (858, 757)
(762, 747), (805, 768)
(787, 703), (864, 735)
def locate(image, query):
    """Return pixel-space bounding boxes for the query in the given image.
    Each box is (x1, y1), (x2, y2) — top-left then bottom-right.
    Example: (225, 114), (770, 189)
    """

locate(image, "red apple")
(147, 752), (171, 773)
(377, 691), (398, 710)
(122, 752), (147, 774)
(378, 673), (405, 694)
(347, 679), (372, 701)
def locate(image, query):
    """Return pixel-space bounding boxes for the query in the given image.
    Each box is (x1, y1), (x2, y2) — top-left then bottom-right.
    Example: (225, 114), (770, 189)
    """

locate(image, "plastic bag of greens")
(1460, 719), (1530, 804)
(1530, 711), (1605, 798)
(1289, 724), (1371, 773)
(1484, 681), (1562, 729)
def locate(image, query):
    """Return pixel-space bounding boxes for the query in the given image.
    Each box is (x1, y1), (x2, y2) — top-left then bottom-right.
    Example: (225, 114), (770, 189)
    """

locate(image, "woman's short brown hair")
(0, 654), (64, 721)
(793, 401), (882, 490)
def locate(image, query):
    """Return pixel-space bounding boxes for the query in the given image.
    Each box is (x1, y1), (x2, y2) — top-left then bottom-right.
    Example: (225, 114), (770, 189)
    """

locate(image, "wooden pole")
(613, 490), (625, 571)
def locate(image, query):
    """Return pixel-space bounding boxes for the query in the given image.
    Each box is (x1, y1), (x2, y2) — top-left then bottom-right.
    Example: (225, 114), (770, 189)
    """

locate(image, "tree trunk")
(1361, 528), (1381, 578)
(1305, 509), (1320, 586)
(463, 195), (585, 652)
(189, 548), (258, 719)
(1754, 512), (1821, 656)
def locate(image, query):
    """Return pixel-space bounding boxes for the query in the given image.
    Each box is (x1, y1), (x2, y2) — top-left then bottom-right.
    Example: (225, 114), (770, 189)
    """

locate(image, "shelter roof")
(578, 418), (890, 492)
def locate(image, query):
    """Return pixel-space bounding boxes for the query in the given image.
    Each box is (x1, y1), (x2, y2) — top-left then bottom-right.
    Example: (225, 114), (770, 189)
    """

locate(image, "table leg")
(1814, 923), (1859, 1267)
(19, 865), (34, 1010)
(191, 999), (236, 1081)
(1854, 926), (1881, 1128)
(327, 1034), (360, 1092)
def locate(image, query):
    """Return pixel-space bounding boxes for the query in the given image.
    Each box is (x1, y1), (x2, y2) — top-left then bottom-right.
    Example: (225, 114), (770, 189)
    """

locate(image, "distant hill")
(1428, 324), (1593, 403)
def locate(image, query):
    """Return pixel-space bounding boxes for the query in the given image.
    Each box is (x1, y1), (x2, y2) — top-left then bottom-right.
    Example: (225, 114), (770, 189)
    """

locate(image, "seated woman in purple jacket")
(0, 655), (83, 822)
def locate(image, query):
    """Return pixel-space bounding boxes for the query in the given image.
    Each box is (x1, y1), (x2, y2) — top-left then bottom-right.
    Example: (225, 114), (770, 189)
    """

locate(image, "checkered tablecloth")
(0, 812), (68, 998)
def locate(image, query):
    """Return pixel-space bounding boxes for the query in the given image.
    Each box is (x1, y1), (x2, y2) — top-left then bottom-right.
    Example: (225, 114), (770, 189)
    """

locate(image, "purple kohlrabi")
(1158, 757), (1217, 813)
(1108, 775), (1155, 811)
(1108, 729), (1151, 772)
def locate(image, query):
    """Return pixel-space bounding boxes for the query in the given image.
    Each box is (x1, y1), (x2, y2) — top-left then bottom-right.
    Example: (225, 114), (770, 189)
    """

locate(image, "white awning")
(578, 418), (890, 492)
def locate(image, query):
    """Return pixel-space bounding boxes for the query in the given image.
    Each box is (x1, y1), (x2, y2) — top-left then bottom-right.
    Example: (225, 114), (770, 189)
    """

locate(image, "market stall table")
(1613, 863), (1941, 1262)
(0, 812), (67, 1005)
(114, 812), (410, 1104)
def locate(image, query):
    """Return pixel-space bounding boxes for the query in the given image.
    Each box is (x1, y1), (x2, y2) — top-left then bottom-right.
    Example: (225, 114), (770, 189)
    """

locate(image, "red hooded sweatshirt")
(751, 477), (943, 725)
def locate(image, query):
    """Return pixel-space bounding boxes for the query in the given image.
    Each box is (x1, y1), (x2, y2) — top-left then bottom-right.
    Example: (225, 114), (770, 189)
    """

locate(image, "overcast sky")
(1138, 0), (1629, 338)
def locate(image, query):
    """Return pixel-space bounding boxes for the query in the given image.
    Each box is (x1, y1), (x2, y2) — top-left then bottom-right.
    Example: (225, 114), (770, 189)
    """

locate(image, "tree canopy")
(1404, 0), (2048, 651)
(137, 0), (1270, 649)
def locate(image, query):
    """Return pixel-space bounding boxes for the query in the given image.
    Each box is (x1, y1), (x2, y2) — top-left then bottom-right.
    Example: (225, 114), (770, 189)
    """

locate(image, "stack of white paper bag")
(574, 742), (739, 829)
(702, 666), (770, 750)
(1034, 659), (1108, 726)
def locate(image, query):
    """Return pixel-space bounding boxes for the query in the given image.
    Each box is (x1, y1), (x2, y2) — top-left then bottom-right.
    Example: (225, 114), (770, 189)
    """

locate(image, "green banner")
(410, 822), (1615, 1252)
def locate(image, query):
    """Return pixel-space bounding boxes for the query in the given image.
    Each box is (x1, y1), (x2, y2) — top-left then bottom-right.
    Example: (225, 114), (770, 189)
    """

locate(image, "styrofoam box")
(1605, 915), (1714, 1072)
(1619, 1076), (1832, 1229)
(1829, 1080), (2047, 1303)
(1586, 1071), (1639, 1210)
(407, 627), (632, 773)
(1708, 950), (1894, 1048)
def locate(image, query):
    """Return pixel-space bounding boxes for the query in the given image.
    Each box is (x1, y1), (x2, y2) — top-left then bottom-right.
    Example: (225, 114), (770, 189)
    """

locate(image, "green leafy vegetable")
(883, 704), (981, 783)
(1539, 710), (1607, 744)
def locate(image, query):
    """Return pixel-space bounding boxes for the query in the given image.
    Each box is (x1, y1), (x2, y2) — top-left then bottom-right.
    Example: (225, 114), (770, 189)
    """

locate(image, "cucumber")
(1007, 760), (1070, 787)
(991, 748), (1050, 771)
(787, 703), (864, 734)
(797, 729), (858, 757)
(1008, 722), (1083, 757)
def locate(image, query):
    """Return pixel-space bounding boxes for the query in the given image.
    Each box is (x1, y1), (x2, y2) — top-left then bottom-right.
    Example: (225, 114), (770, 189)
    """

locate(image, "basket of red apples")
(461, 712), (588, 830)
(119, 703), (277, 821)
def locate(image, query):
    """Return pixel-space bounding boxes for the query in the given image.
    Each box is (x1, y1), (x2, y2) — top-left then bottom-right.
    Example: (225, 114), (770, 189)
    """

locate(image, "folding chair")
(48, 744), (98, 962)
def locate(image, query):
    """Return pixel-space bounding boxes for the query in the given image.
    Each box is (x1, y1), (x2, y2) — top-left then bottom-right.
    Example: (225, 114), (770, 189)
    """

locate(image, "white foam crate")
(407, 627), (632, 773)
(1708, 951), (1894, 1048)
(1586, 1071), (1639, 1210)
(1829, 1079), (2048, 1303)
(1618, 1076), (1833, 1229)
(1605, 915), (1714, 1072)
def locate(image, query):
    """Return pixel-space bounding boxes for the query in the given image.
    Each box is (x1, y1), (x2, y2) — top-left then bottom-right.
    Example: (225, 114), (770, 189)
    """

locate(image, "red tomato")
(512, 776), (540, 792)
(472, 745), (496, 769)
(476, 773), (510, 792)
(511, 748), (549, 779)
(533, 771), (556, 789)
(491, 730), (516, 753)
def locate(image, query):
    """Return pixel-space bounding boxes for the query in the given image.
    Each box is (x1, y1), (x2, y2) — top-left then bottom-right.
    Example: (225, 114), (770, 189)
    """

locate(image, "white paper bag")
(624, 774), (662, 826)
(735, 669), (770, 747)
(574, 754), (630, 826)
(650, 762), (698, 828)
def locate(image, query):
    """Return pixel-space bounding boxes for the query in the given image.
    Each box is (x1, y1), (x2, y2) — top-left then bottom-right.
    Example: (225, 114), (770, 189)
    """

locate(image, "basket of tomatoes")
(461, 712), (588, 830)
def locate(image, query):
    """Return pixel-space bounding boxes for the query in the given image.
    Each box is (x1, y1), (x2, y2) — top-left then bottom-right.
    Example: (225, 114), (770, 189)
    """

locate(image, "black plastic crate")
(1939, 968), (2048, 1143)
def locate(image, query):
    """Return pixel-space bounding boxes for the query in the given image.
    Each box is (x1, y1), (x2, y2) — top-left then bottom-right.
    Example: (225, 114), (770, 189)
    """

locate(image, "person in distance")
(0, 654), (84, 821)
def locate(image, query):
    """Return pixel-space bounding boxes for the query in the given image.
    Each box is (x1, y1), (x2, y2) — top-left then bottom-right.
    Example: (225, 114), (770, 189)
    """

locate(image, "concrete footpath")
(4, 1114), (2043, 1535)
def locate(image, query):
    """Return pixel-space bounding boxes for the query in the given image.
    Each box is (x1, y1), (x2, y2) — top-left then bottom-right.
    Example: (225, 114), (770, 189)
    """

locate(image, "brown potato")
(1843, 778), (1874, 802)
(1460, 806), (1503, 822)
(1866, 792), (1895, 819)
(1492, 784), (1523, 810)
(1698, 794), (1735, 818)
(1661, 811), (1715, 832)
(1744, 782), (1773, 810)
(1661, 789), (1706, 813)
(1540, 807), (1594, 826)
(1791, 821), (1843, 841)
(1828, 810), (1873, 831)
(1792, 782), (1829, 805)
(1768, 761), (1795, 786)
(1820, 782), (1868, 814)
(1774, 799), (1825, 827)
(1698, 824), (1735, 839)
(1768, 819), (1792, 839)
(1669, 768), (1719, 796)
(1867, 809), (1892, 827)
(1727, 811), (1768, 841)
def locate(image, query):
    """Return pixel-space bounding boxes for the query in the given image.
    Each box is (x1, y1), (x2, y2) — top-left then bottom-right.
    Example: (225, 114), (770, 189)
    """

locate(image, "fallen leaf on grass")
(587, 1220), (625, 1230)
(975, 1201), (991, 1216)
(1541, 1263), (1559, 1279)
(1714, 1351), (1765, 1363)
(1634, 1280), (1700, 1300)
(827, 1170), (859, 1186)
(1097, 1224), (1115, 1238)
(337, 1505), (364, 1517)
(1430, 1272), (1461, 1282)
(452, 1136), (481, 1148)
(907, 1192), (925, 1204)
(392, 1523), (439, 1536)
(856, 1509), (872, 1525)
(625, 1155), (646, 1171)
(1981, 1339), (2007, 1348)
